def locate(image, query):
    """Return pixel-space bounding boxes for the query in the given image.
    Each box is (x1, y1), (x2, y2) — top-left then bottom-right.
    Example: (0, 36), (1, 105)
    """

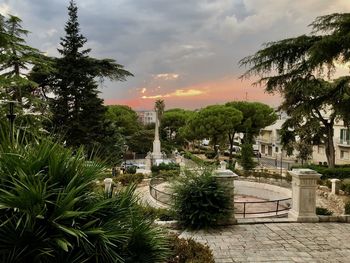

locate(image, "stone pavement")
(180, 223), (350, 262)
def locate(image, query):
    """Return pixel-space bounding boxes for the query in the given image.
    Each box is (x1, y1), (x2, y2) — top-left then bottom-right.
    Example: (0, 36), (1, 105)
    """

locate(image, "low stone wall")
(235, 180), (292, 200)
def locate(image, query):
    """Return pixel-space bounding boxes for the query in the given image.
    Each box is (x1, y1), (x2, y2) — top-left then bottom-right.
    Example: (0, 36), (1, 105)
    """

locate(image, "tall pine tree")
(53, 0), (132, 156)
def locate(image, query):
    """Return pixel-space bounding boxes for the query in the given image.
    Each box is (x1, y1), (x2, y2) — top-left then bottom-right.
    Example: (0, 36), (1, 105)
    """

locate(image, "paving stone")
(180, 222), (350, 262)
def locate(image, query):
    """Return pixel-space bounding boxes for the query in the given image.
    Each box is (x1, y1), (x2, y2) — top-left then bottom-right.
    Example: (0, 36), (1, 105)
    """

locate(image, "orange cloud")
(106, 75), (281, 110)
(141, 88), (205, 99)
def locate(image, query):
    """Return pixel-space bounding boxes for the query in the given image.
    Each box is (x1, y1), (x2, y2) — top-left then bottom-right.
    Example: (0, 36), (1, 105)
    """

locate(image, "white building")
(256, 112), (350, 165)
(312, 121), (350, 165)
(136, 111), (156, 125)
(256, 112), (292, 159)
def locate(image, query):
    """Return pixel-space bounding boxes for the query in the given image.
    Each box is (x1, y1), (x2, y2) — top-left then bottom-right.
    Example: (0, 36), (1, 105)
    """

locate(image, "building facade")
(256, 112), (350, 165)
(136, 111), (156, 125)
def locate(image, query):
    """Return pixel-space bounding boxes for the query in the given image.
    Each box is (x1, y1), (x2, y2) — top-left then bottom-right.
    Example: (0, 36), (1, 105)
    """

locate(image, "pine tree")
(0, 14), (47, 108)
(52, 0), (132, 158)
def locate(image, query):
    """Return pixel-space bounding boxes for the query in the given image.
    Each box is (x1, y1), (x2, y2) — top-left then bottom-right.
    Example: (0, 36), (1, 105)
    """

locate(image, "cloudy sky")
(1, 0), (350, 110)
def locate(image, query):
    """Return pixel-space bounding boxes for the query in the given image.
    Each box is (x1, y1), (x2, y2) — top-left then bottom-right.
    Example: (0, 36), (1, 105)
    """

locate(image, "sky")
(1, 0), (350, 110)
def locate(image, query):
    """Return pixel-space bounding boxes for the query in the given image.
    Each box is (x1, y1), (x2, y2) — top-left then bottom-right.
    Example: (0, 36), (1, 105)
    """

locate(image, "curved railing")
(149, 177), (175, 206)
(234, 198), (291, 218)
(149, 178), (292, 218)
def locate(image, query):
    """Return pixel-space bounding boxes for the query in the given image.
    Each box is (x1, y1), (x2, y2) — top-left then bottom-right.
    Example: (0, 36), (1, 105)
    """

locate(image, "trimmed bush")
(151, 163), (180, 174)
(158, 169), (180, 179)
(296, 164), (350, 180)
(316, 207), (333, 215)
(167, 234), (215, 263)
(172, 169), (232, 229)
(344, 201), (350, 215)
(116, 173), (144, 186)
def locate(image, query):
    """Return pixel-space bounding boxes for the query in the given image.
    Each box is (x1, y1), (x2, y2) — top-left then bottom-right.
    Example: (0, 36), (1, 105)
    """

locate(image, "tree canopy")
(240, 13), (350, 168)
(186, 105), (243, 155)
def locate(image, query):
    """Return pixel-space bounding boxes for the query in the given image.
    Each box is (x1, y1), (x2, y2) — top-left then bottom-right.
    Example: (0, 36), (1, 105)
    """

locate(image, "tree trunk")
(324, 124), (335, 168)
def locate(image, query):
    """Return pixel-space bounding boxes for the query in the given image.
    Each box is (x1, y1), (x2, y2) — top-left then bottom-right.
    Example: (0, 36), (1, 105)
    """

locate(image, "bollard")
(330, 178), (341, 195)
(104, 178), (113, 195)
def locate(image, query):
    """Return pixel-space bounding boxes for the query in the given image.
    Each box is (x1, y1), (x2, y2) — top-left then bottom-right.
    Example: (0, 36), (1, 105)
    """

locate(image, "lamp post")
(123, 144), (129, 173)
(3, 100), (17, 141)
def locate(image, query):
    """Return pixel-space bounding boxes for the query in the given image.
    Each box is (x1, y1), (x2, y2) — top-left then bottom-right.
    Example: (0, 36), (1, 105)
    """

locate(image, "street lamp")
(123, 144), (129, 173)
(2, 100), (17, 141)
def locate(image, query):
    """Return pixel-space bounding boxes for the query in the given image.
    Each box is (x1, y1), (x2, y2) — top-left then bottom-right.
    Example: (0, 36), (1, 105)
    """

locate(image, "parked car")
(120, 162), (145, 170)
(224, 146), (241, 156)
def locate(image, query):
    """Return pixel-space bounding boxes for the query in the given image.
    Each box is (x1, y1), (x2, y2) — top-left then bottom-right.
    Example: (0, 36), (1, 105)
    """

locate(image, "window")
(341, 150), (349, 160)
(275, 146), (279, 153)
(340, 129), (350, 144)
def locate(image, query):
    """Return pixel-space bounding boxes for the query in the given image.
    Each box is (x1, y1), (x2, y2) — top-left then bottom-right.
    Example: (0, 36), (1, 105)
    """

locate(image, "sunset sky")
(2, 0), (350, 110)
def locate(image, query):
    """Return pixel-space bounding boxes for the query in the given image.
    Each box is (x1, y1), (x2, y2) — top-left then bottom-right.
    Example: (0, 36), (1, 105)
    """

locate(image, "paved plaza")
(180, 223), (350, 263)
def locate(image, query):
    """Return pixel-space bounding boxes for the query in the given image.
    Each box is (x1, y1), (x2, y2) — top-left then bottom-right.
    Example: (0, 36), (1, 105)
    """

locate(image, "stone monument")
(152, 109), (162, 159)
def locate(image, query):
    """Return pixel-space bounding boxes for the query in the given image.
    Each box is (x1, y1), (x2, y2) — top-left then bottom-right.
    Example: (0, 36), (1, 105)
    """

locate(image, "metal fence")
(234, 198), (291, 218)
(149, 178), (174, 205)
(149, 177), (292, 218)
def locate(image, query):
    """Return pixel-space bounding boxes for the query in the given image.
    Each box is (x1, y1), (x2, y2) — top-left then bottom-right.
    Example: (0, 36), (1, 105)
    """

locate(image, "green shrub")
(166, 234), (215, 263)
(172, 169), (232, 229)
(344, 201), (350, 215)
(116, 173), (144, 186)
(0, 132), (169, 262)
(238, 143), (256, 171)
(325, 179), (332, 189)
(341, 180), (350, 194)
(152, 163), (180, 174)
(126, 165), (137, 174)
(316, 207), (333, 215)
(158, 169), (180, 179)
(299, 164), (350, 180)
(285, 173), (292, 182)
(140, 206), (175, 221)
(204, 150), (216, 159)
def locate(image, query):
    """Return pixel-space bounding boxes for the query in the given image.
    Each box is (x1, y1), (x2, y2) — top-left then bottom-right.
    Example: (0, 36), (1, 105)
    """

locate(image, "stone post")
(214, 165), (238, 225)
(330, 178), (341, 195)
(288, 169), (321, 222)
(104, 178), (113, 195)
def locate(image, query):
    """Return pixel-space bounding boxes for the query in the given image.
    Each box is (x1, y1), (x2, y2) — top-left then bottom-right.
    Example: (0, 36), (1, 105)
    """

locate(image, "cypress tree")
(52, 0), (132, 156)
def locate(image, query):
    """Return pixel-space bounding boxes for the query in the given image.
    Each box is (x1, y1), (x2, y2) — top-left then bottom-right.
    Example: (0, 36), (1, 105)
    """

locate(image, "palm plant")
(0, 123), (169, 262)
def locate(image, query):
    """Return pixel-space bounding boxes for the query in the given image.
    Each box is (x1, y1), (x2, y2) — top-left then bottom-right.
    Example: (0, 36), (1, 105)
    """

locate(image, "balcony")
(336, 138), (350, 147)
(256, 136), (280, 145)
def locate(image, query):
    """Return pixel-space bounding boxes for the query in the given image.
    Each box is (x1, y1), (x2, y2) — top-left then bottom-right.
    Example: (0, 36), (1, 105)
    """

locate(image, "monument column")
(152, 109), (162, 159)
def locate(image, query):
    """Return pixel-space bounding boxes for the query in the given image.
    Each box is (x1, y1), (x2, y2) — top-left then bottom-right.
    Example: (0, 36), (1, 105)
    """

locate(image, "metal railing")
(234, 198), (291, 218)
(149, 178), (292, 218)
(149, 178), (175, 206)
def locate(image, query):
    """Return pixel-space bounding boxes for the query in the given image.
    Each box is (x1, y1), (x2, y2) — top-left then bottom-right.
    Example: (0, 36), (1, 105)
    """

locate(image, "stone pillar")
(104, 178), (113, 195)
(288, 169), (321, 222)
(214, 168), (238, 225)
(330, 178), (341, 195)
